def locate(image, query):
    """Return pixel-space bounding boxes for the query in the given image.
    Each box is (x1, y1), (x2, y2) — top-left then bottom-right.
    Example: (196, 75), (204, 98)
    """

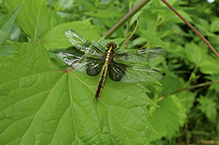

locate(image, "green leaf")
(161, 75), (184, 96)
(0, 30), (11, 41)
(41, 20), (101, 49)
(147, 95), (186, 141)
(58, 0), (74, 9)
(210, 18), (219, 32)
(197, 96), (217, 122)
(185, 42), (205, 65)
(80, 0), (96, 10)
(137, 30), (166, 48)
(206, 74), (219, 93)
(0, 2), (23, 45)
(0, 40), (156, 144)
(177, 91), (196, 113)
(83, 10), (124, 17)
(5, 0), (64, 40)
(0, 45), (16, 56)
(199, 59), (219, 74)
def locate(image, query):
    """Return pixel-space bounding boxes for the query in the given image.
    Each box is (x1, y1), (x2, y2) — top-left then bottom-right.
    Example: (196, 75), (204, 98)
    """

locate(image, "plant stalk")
(161, 79), (219, 100)
(161, 0), (219, 59)
(104, 0), (151, 38)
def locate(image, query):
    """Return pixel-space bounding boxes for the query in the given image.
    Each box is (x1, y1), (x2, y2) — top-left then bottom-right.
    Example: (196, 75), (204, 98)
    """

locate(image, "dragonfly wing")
(56, 51), (103, 76)
(86, 57), (103, 76)
(108, 62), (163, 83)
(114, 47), (167, 64)
(65, 29), (89, 51)
(108, 63), (127, 81)
(65, 29), (104, 56)
(56, 51), (83, 67)
(121, 66), (163, 83)
(138, 47), (167, 61)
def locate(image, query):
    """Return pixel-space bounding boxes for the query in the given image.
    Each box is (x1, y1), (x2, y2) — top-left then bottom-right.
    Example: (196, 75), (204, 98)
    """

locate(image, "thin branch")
(103, 0), (151, 38)
(122, 17), (139, 46)
(185, 89), (190, 145)
(166, 79), (219, 97)
(125, 2), (134, 39)
(199, 140), (219, 145)
(161, 0), (219, 59)
(157, 80), (219, 102)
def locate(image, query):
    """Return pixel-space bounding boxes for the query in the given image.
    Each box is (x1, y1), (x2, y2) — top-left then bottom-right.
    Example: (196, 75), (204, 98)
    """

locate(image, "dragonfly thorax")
(106, 42), (117, 49)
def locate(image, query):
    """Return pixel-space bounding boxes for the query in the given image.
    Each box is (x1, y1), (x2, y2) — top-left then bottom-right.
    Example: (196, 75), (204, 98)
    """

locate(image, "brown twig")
(158, 79), (219, 102)
(185, 89), (190, 145)
(103, 0), (151, 38)
(169, 79), (219, 96)
(199, 140), (219, 145)
(125, 2), (134, 39)
(161, 0), (219, 59)
(122, 17), (139, 46)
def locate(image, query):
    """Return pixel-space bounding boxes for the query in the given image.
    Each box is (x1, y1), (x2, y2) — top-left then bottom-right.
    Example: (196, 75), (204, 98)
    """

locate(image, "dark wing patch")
(86, 58), (103, 76)
(56, 51), (103, 76)
(108, 62), (128, 81)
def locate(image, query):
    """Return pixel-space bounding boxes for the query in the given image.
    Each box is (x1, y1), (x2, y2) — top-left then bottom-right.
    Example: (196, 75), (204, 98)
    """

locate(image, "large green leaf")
(199, 59), (219, 74)
(210, 18), (219, 32)
(5, 0), (64, 40)
(207, 74), (219, 93)
(0, 40), (156, 144)
(147, 95), (186, 142)
(83, 10), (124, 17)
(185, 42), (205, 66)
(137, 30), (166, 48)
(185, 42), (219, 74)
(197, 96), (217, 123)
(41, 19), (101, 50)
(0, 2), (23, 45)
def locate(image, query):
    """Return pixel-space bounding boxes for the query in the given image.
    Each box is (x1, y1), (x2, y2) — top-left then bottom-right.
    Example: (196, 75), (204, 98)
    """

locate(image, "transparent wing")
(56, 51), (103, 76)
(121, 66), (163, 83)
(56, 51), (83, 66)
(65, 29), (105, 56)
(109, 62), (163, 83)
(114, 47), (167, 64)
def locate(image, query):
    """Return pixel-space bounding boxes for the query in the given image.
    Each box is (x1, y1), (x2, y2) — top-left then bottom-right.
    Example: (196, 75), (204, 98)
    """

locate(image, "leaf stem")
(185, 89), (190, 145)
(161, 79), (219, 100)
(161, 0), (219, 59)
(122, 17), (139, 46)
(125, 2), (133, 39)
(103, 0), (151, 38)
(188, 65), (198, 84)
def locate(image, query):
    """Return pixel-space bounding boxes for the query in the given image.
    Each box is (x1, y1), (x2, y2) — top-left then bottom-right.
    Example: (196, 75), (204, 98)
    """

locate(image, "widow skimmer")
(56, 29), (167, 101)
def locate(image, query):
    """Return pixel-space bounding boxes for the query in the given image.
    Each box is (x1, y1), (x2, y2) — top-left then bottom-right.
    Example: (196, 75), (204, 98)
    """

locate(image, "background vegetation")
(0, 0), (218, 144)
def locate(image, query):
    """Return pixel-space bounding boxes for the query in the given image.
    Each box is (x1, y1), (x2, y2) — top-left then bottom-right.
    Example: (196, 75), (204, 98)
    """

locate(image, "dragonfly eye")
(106, 42), (117, 49)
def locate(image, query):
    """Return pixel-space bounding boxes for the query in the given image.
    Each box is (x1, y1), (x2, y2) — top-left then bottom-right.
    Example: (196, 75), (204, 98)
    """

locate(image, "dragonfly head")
(106, 42), (117, 49)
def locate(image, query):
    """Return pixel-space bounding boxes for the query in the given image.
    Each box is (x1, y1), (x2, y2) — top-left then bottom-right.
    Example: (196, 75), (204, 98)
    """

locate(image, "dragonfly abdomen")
(94, 46), (114, 101)
(94, 64), (108, 101)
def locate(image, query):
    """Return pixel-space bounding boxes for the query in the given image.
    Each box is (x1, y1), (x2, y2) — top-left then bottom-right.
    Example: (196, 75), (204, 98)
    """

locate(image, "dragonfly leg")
(91, 44), (105, 53)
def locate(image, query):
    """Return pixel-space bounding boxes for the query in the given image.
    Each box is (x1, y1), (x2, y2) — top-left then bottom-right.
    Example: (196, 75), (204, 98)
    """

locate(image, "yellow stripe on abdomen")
(94, 46), (113, 101)
(94, 64), (108, 101)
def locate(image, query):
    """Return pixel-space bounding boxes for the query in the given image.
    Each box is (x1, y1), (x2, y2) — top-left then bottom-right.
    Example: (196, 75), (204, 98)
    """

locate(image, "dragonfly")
(56, 29), (167, 101)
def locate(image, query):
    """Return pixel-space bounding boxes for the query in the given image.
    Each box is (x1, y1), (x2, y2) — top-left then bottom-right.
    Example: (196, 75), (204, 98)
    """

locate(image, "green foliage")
(0, 0), (219, 144)
(197, 96), (217, 122)
(5, 0), (64, 40)
(0, 39), (156, 144)
(147, 95), (186, 141)
(0, 2), (22, 44)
